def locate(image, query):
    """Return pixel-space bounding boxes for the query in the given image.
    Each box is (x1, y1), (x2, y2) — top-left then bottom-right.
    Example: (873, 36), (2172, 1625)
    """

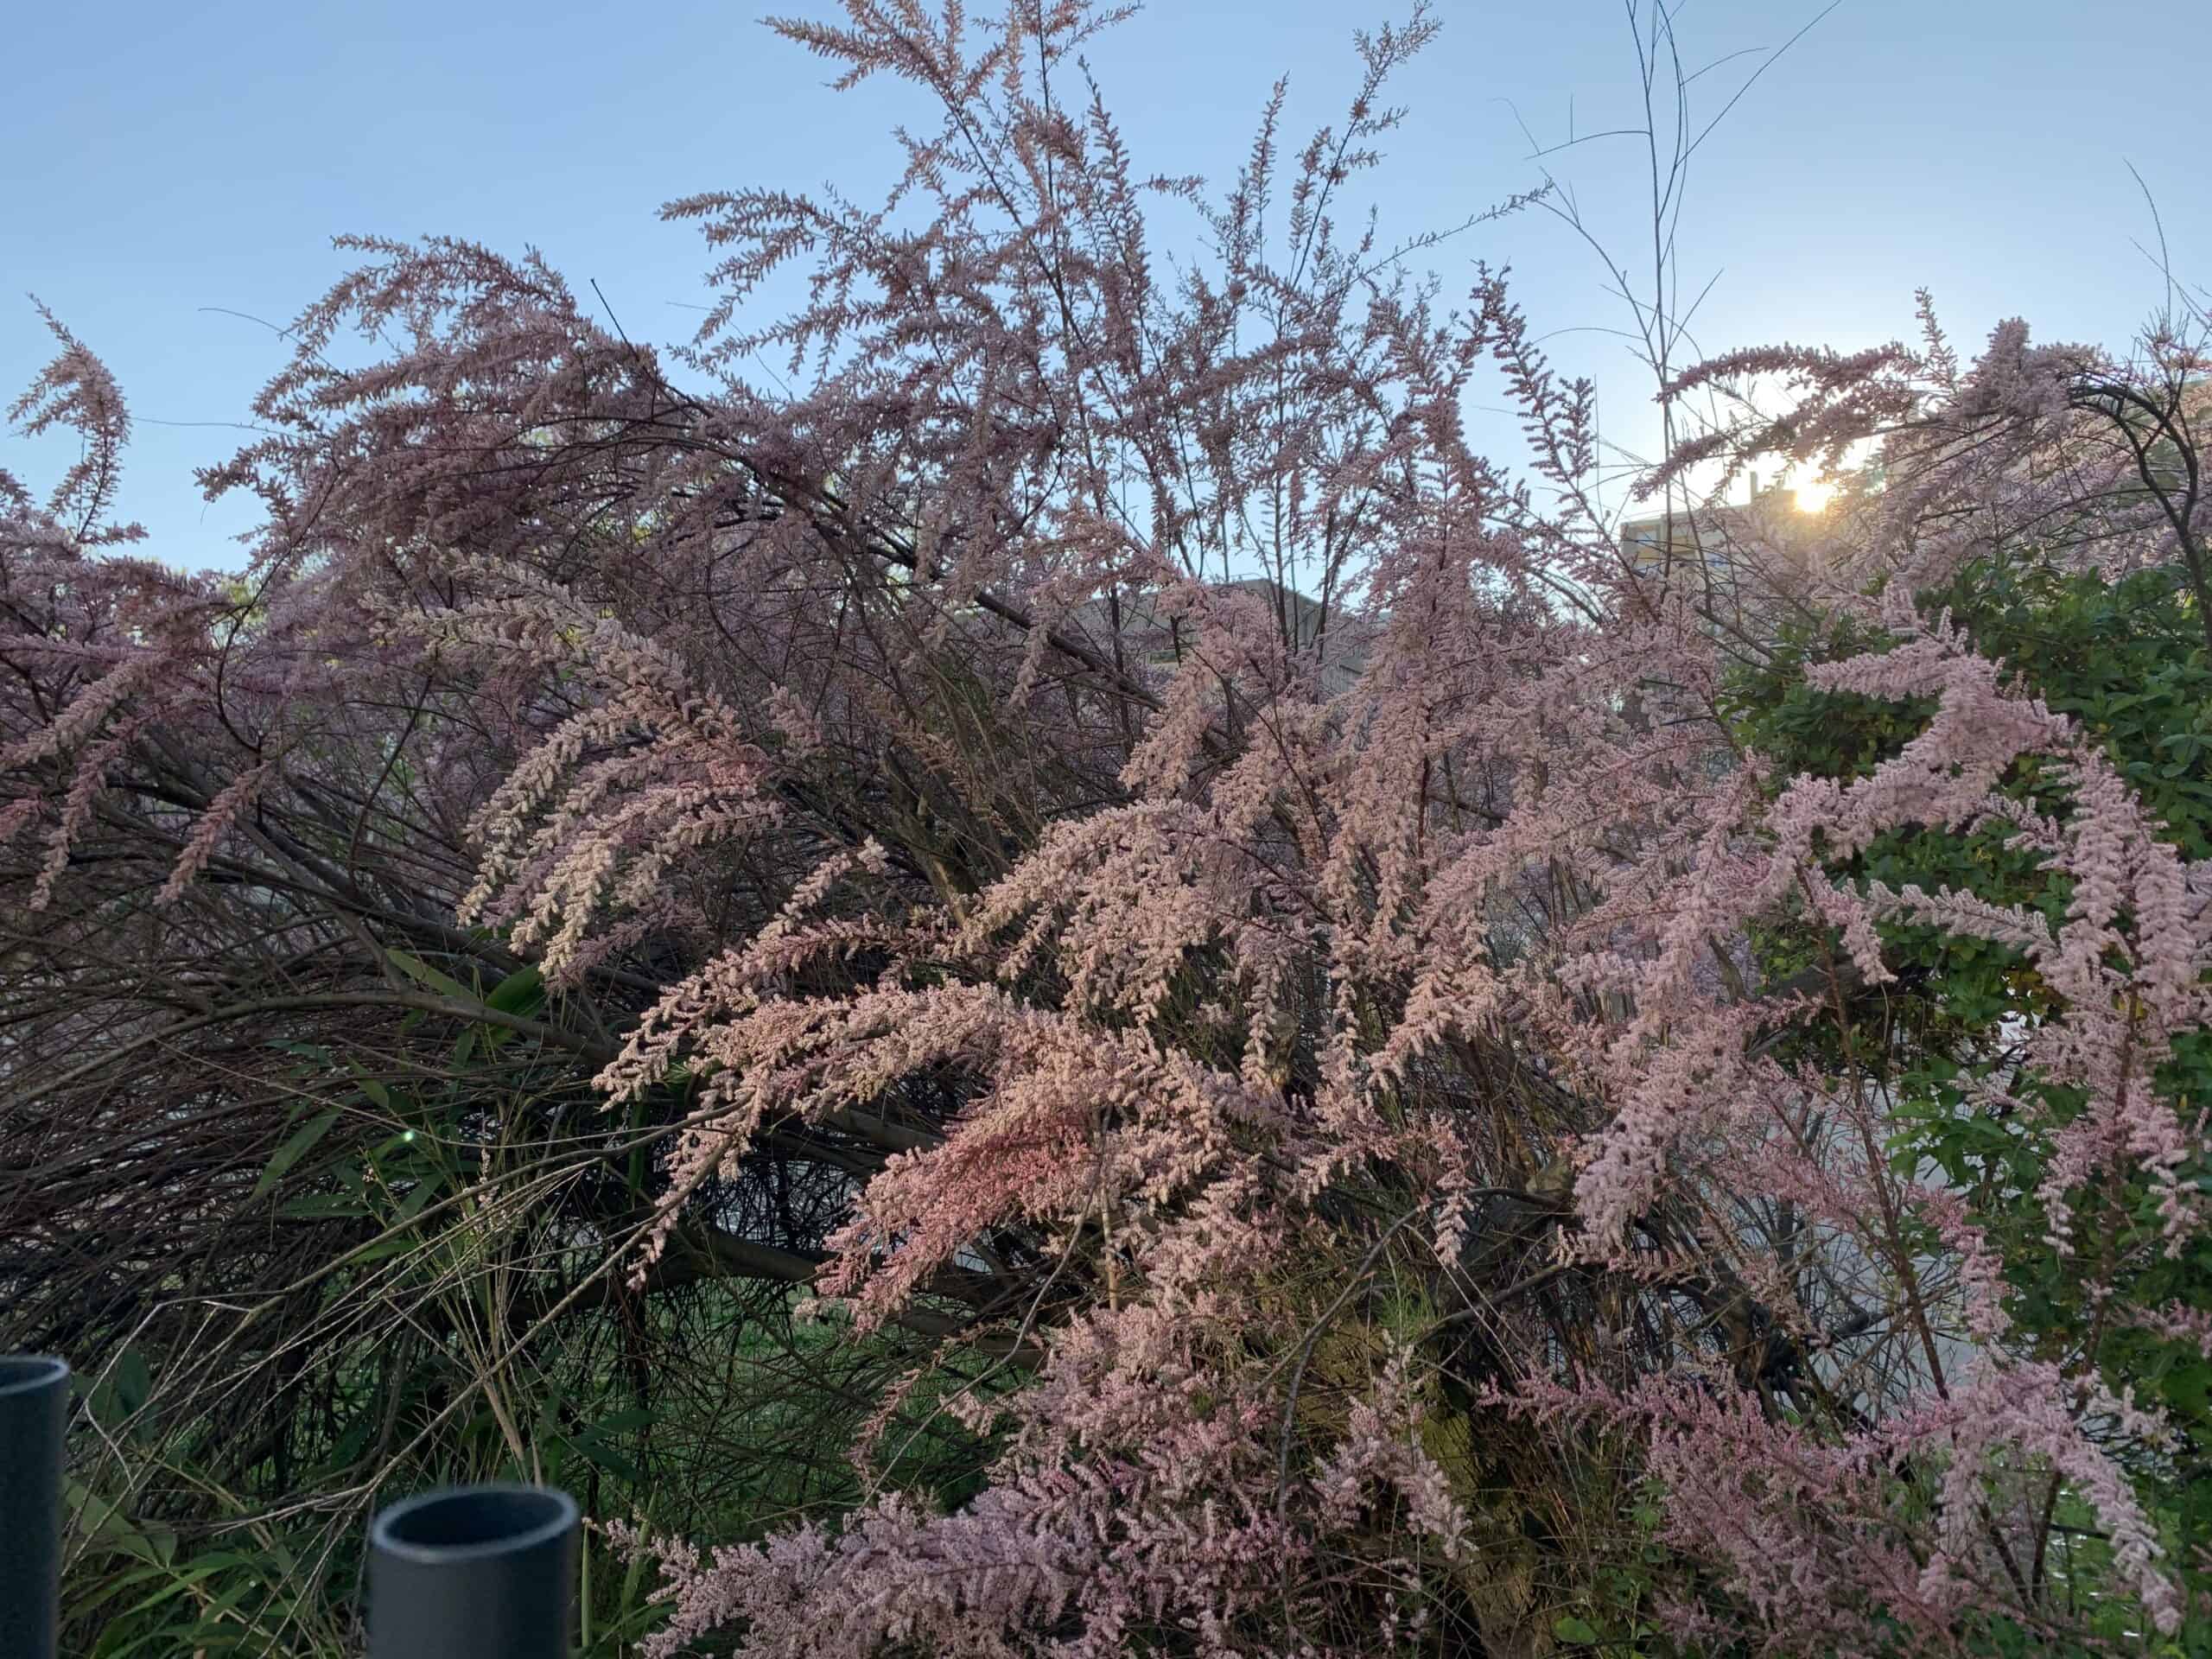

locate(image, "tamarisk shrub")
(4, 2), (2208, 1654)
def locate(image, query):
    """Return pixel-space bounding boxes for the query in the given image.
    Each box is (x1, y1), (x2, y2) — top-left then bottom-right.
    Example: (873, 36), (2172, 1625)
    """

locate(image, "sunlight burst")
(1791, 473), (1837, 513)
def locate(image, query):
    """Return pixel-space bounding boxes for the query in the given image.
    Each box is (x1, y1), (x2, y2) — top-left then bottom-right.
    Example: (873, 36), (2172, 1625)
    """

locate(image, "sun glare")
(1791, 474), (1837, 513)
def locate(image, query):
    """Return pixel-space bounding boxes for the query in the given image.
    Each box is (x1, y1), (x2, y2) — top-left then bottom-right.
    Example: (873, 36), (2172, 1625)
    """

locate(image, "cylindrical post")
(0, 1356), (70, 1659)
(368, 1484), (578, 1659)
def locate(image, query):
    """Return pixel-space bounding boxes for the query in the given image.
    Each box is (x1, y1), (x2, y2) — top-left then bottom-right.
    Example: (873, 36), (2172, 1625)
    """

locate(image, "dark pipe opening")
(0, 1355), (70, 1394)
(372, 1486), (578, 1558)
(367, 1484), (578, 1657)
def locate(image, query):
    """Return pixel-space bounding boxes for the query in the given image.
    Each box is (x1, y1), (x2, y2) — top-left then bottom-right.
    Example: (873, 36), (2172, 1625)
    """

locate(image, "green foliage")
(51, 974), (1001, 1657)
(1723, 556), (2212, 1638)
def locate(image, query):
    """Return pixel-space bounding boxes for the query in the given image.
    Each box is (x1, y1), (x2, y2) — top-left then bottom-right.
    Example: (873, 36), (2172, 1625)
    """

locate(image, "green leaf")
(277, 1192), (367, 1220)
(111, 1353), (151, 1424)
(389, 1170), (448, 1224)
(562, 1432), (645, 1483)
(1553, 1615), (1600, 1644)
(252, 1109), (344, 1198)
(345, 1231), (418, 1265)
(484, 964), (545, 1015)
(65, 1479), (175, 1567)
(387, 949), (472, 1002)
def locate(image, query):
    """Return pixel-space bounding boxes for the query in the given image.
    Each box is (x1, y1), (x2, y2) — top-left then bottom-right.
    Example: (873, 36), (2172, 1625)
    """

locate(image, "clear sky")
(7, 0), (2205, 570)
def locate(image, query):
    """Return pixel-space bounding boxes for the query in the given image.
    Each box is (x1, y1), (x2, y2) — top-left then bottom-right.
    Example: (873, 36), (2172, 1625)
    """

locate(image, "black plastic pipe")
(0, 1355), (69, 1659)
(368, 1483), (578, 1658)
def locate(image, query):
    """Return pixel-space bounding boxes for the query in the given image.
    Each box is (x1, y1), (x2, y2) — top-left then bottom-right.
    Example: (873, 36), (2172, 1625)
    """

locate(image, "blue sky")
(7, 0), (2204, 569)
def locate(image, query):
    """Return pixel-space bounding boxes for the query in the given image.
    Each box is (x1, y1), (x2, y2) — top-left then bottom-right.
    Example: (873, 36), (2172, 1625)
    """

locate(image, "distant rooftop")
(1065, 575), (1372, 696)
